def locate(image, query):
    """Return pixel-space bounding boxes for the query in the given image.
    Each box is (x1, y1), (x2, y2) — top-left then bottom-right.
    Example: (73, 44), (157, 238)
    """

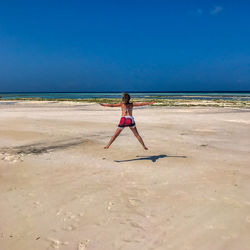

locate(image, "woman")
(100, 93), (154, 150)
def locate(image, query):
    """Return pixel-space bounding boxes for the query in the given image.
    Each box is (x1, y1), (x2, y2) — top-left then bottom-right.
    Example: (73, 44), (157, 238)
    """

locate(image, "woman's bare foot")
(144, 146), (148, 150)
(104, 145), (110, 149)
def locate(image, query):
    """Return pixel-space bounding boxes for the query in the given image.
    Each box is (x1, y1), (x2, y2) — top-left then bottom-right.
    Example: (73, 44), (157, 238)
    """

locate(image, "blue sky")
(0, 0), (250, 92)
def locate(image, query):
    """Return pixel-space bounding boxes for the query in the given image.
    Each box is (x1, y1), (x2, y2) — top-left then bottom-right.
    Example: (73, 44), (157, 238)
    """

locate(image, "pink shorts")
(118, 116), (136, 129)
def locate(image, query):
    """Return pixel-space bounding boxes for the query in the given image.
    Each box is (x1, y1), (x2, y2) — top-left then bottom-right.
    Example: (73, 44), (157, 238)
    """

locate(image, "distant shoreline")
(1, 97), (249, 108)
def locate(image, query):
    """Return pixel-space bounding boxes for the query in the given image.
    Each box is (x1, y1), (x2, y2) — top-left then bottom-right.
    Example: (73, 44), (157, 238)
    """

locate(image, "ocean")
(0, 92), (250, 101)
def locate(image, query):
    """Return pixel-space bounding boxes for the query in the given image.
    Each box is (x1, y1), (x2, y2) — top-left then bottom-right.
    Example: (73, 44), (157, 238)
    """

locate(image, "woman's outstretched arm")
(100, 103), (122, 107)
(133, 101), (154, 107)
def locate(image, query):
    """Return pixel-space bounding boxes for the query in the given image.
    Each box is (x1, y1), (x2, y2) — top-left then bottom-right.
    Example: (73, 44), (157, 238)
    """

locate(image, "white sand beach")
(0, 101), (250, 250)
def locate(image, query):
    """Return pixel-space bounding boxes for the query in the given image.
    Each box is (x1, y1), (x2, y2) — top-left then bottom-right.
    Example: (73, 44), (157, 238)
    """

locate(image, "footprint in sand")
(56, 209), (63, 216)
(78, 240), (90, 250)
(46, 238), (68, 249)
(33, 201), (41, 207)
(107, 201), (115, 211)
(60, 211), (83, 231)
(128, 198), (141, 207)
(67, 224), (78, 231)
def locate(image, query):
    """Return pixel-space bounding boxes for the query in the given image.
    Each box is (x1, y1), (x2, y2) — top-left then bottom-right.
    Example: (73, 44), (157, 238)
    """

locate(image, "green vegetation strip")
(1, 97), (250, 108)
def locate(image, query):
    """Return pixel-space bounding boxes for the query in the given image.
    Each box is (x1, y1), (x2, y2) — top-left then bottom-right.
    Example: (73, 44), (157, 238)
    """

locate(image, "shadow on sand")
(114, 154), (187, 163)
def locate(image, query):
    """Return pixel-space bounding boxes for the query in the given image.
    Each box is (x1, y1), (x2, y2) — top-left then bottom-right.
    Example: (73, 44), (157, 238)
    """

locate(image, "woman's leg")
(130, 127), (148, 150)
(104, 128), (123, 149)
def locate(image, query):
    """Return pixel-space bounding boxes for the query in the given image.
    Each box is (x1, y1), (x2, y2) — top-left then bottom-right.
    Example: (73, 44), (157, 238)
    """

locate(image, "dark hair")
(122, 93), (131, 104)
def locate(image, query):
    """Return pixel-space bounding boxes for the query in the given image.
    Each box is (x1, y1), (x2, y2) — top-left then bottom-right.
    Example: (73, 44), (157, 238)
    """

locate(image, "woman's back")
(121, 103), (133, 116)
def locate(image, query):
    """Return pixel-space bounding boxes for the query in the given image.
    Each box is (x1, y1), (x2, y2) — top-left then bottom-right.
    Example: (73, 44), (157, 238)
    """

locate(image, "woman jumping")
(100, 93), (154, 150)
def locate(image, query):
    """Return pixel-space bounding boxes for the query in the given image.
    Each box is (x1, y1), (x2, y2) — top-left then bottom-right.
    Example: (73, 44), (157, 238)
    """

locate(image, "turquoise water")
(0, 92), (250, 101)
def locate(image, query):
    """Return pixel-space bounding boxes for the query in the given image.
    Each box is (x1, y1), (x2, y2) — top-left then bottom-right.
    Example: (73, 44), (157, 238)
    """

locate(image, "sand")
(0, 100), (250, 250)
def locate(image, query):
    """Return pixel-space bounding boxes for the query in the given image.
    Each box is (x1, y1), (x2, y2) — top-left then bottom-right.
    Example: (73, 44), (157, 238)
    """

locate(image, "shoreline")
(1, 98), (250, 108)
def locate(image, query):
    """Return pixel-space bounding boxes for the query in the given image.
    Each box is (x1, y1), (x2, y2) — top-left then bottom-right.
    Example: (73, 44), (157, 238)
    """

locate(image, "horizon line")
(1, 90), (250, 94)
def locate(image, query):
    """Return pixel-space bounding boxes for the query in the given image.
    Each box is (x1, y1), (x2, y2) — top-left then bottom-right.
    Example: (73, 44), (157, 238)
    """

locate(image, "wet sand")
(0, 101), (250, 250)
